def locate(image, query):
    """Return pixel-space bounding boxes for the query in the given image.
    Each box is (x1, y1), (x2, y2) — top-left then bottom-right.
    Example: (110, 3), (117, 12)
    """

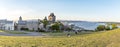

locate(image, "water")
(61, 21), (106, 30)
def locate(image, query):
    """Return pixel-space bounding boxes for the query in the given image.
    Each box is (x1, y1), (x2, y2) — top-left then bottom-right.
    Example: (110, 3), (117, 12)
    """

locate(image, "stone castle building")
(17, 16), (27, 30)
(0, 19), (14, 30)
(16, 13), (56, 31)
(17, 16), (40, 31)
(48, 13), (56, 23)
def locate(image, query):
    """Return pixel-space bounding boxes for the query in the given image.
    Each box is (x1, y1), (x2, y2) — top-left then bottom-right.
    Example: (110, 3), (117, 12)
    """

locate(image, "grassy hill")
(0, 29), (120, 47)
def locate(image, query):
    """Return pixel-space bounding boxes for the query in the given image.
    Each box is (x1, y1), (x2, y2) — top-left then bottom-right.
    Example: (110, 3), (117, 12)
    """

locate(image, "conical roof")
(49, 13), (55, 17)
(44, 16), (47, 20)
(19, 16), (22, 21)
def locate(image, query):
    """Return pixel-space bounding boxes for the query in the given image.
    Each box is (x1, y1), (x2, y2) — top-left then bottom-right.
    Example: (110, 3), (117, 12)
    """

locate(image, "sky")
(0, 0), (120, 22)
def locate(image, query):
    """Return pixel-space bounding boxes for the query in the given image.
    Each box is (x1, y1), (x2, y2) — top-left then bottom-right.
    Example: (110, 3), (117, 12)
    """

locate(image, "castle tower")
(44, 16), (47, 21)
(48, 13), (56, 23)
(19, 16), (22, 21)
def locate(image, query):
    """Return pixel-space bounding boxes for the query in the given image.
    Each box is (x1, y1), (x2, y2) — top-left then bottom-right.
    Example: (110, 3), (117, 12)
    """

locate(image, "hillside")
(0, 29), (120, 47)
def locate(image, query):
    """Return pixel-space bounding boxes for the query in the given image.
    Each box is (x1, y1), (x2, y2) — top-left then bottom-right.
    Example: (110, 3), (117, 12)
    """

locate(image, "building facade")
(17, 13), (56, 31)
(0, 19), (14, 30)
(17, 16), (40, 31)
(26, 20), (39, 31)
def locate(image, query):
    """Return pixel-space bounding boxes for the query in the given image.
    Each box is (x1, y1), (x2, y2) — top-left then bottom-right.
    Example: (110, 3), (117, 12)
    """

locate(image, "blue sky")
(0, 0), (120, 22)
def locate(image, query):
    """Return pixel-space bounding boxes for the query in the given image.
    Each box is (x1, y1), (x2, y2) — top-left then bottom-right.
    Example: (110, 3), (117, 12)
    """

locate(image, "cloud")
(0, 8), (32, 15)
(0, 7), (33, 20)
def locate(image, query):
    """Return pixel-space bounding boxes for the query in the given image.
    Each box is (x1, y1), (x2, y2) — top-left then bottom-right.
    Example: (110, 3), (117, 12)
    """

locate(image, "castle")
(16, 13), (56, 31)
(44, 13), (56, 23)
(48, 13), (56, 23)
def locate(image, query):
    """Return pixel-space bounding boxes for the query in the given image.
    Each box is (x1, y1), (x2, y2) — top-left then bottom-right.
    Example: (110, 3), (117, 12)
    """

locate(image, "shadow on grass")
(40, 31), (104, 37)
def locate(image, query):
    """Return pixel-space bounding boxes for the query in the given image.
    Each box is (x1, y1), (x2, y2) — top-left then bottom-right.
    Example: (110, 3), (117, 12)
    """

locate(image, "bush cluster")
(20, 28), (29, 30)
(96, 24), (118, 31)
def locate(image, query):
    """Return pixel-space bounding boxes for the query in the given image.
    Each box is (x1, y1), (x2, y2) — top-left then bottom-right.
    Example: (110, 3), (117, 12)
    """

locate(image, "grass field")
(4, 30), (27, 34)
(41, 31), (98, 37)
(0, 30), (27, 34)
(0, 29), (120, 47)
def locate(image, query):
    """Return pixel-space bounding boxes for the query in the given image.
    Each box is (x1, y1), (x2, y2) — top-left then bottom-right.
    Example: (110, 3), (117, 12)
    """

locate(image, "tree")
(41, 20), (48, 29)
(51, 22), (64, 31)
(96, 25), (105, 31)
(105, 25), (111, 30)
(51, 22), (60, 30)
(111, 24), (118, 29)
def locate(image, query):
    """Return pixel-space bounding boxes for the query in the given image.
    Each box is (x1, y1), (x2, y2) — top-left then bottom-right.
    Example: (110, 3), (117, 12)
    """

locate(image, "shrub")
(51, 22), (62, 30)
(52, 30), (63, 33)
(38, 29), (46, 32)
(20, 28), (29, 30)
(105, 26), (111, 30)
(111, 24), (118, 29)
(96, 25), (105, 31)
(51, 24), (60, 30)
(66, 27), (72, 31)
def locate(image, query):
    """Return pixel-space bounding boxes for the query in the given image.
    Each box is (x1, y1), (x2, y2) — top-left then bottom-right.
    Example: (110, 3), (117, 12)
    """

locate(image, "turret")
(19, 16), (22, 21)
(48, 13), (56, 23)
(44, 16), (47, 21)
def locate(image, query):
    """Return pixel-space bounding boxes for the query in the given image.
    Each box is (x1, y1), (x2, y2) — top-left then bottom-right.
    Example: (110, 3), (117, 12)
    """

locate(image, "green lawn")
(41, 31), (100, 37)
(0, 29), (120, 47)
(0, 30), (27, 34)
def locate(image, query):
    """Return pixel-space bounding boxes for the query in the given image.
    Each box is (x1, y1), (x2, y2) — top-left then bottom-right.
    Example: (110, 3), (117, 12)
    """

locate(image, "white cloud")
(0, 7), (34, 20)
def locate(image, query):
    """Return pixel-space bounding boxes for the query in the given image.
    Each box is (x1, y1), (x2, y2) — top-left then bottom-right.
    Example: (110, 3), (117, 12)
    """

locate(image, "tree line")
(96, 24), (118, 31)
